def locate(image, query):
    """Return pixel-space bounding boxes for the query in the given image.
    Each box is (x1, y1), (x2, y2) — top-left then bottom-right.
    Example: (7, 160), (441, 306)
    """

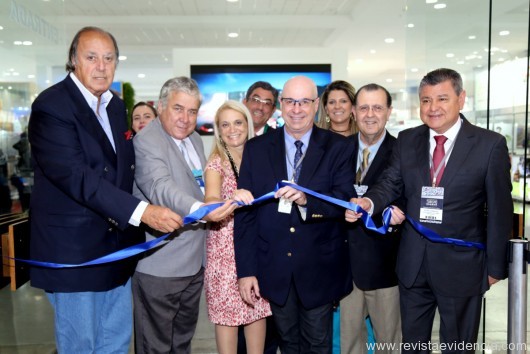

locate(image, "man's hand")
(141, 204), (184, 233)
(202, 200), (238, 222)
(275, 185), (307, 206)
(390, 205), (406, 225)
(238, 276), (261, 307)
(345, 197), (371, 223)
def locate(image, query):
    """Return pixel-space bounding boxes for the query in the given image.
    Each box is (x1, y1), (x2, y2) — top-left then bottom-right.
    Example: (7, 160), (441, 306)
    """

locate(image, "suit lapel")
(297, 127), (325, 186)
(363, 132), (390, 185)
(270, 128), (288, 182)
(65, 76), (117, 165)
(415, 126), (431, 187)
(438, 118), (475, 187)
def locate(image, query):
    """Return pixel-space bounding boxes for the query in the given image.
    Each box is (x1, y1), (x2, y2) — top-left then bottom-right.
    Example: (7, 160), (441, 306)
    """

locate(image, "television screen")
(190, 64), (332, 135)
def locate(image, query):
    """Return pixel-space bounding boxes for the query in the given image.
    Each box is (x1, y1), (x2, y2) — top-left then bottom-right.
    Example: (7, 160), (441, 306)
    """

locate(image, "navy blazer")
(348, 131), (400, 291)
(234, 126), (354, 309)
(28, 75), (143, 292)
(365, 117), (513, 297)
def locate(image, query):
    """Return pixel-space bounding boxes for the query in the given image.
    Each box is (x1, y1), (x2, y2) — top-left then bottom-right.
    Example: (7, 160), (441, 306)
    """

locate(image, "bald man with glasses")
(235, 76), (354, 354)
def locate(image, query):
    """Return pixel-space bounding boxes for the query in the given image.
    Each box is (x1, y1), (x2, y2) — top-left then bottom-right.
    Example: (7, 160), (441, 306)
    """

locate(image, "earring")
(325, 116), (330, 123)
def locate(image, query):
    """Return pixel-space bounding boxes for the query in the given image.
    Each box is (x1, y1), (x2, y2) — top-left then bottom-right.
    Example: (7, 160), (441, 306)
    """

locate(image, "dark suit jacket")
(348, 131), (400, 291)
(364, 116), (513, 297)
(234, 126), (354, 309)
(28, 75), (143, 292)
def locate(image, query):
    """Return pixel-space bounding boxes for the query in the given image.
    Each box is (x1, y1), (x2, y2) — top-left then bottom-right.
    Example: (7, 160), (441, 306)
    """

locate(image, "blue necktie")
(293, 140), (303, 183)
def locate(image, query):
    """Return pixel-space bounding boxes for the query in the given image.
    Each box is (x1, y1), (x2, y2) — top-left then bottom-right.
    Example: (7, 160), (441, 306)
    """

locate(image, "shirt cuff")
(129, 201), (148, 226)
(191, 201), (207, 223)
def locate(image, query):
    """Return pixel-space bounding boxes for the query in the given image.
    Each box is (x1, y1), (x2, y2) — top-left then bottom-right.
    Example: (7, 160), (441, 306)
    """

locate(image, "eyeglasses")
(280, 98), (317, 108)
(250, 96), (274, 108)
(356, 105), (386, 114)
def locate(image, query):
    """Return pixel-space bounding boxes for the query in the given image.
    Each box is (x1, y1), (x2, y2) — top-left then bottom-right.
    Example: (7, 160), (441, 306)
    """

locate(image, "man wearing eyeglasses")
(235, 76), (354, 353)
(243, 81), (279, 136)
(341, 83), (402, 354)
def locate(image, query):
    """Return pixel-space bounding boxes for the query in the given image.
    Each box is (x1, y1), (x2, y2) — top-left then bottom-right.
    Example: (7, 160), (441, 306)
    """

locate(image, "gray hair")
(158, 77), (202, 109)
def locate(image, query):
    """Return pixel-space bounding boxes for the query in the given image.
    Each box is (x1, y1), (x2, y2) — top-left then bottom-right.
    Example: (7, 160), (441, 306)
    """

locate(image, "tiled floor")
(0, 276), (527, 353)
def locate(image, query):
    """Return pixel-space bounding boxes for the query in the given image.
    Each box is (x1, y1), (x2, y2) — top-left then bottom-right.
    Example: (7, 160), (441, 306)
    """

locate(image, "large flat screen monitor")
(190, 64), (332, 135)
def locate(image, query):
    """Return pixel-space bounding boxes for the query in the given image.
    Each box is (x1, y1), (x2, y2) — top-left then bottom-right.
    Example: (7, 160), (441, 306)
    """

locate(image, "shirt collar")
(284, 128), (312, 149)
(70, 72), (113, 110)
(429, 116), (462, 142)
(358, 130), (387, 156)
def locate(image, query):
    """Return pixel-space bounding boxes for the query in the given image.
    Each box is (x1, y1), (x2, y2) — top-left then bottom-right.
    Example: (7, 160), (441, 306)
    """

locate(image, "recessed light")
(384, 38), (395, 44)
(137, 73), (146, 78)
(457, 61), (465, 65)
(13, 41), (22, 45)
(118, 55), (127, 61)
(45, 80), (50, 84)
(226, 0), (238, 2)
(0, 26), (3, 30)
(28, 74), (35, 79)
(228, 32), (239, 38)
(12, 72), (19, 76)
(22, 41), (32, 46)
(386, 78), (393, 83)
(8, 86), (12, 90)
(434, 3), (446, 9)
(499, 30), (510, 36)
(446, 53), (454, 58)
(407, 23), (415, 28)
(426, 0), (437, 3)
(370, 49), (376, 54)
(468, 35), (476, 40)
(411, 68), (419, 72)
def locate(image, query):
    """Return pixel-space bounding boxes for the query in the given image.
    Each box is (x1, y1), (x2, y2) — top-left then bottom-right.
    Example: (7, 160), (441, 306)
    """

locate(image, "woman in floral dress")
(204, 100), (272, 354)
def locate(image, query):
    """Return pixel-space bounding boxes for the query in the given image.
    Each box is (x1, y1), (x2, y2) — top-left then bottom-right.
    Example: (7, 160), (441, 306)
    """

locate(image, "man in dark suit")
(347, 68), (513, 353)
(28, 27), (183, 353)
(341, 83), (401, 354)
(234, 76), (354, 354)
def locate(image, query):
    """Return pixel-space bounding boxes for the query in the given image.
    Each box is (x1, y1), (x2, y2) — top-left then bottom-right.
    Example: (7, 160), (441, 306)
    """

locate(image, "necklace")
(330, 126), (350, 133)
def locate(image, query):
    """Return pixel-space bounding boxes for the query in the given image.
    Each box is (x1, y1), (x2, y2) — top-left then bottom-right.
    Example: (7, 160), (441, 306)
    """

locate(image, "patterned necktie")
(293, 140), (303, 183)
(432, 135), (448, 186)
(356, 148), (370, 184)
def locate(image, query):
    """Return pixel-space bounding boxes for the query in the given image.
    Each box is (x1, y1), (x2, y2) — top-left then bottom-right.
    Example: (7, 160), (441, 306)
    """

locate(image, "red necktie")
(432, 135), (448, 186)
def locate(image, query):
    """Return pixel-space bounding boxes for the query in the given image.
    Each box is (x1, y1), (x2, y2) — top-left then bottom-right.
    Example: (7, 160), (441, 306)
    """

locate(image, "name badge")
(192, 169), (205, 194)
(419, 186), (444, 224)
(278, 197), (292, 214)
(354, 184), (368, 198)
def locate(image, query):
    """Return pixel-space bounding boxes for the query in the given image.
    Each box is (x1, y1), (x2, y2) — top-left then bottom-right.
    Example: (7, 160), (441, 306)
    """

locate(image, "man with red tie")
(347, 68), (512, 353)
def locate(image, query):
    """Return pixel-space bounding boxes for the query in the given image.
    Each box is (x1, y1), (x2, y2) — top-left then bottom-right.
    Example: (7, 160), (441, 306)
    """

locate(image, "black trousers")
(399, 261), (482, 354)
(269, 282), (334, 354)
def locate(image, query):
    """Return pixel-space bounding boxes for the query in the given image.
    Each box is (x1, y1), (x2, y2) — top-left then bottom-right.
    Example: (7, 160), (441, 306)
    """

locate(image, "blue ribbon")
(8, 182), (484, 268)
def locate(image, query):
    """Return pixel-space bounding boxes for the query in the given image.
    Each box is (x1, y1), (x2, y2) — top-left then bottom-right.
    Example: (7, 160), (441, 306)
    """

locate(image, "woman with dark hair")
(317, 80), (358, 137)
(131, 101), (157, 133)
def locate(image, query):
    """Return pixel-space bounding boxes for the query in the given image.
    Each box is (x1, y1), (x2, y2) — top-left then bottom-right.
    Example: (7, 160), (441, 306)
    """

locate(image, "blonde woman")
(204, 100), (272, 354)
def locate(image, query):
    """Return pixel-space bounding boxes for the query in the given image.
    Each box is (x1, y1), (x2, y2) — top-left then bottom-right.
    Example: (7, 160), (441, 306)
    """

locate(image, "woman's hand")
(233, 189), (254, 206)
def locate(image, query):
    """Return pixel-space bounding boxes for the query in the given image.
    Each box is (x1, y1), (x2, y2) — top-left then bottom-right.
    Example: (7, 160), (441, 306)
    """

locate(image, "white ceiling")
(0, 0), (528, 101)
